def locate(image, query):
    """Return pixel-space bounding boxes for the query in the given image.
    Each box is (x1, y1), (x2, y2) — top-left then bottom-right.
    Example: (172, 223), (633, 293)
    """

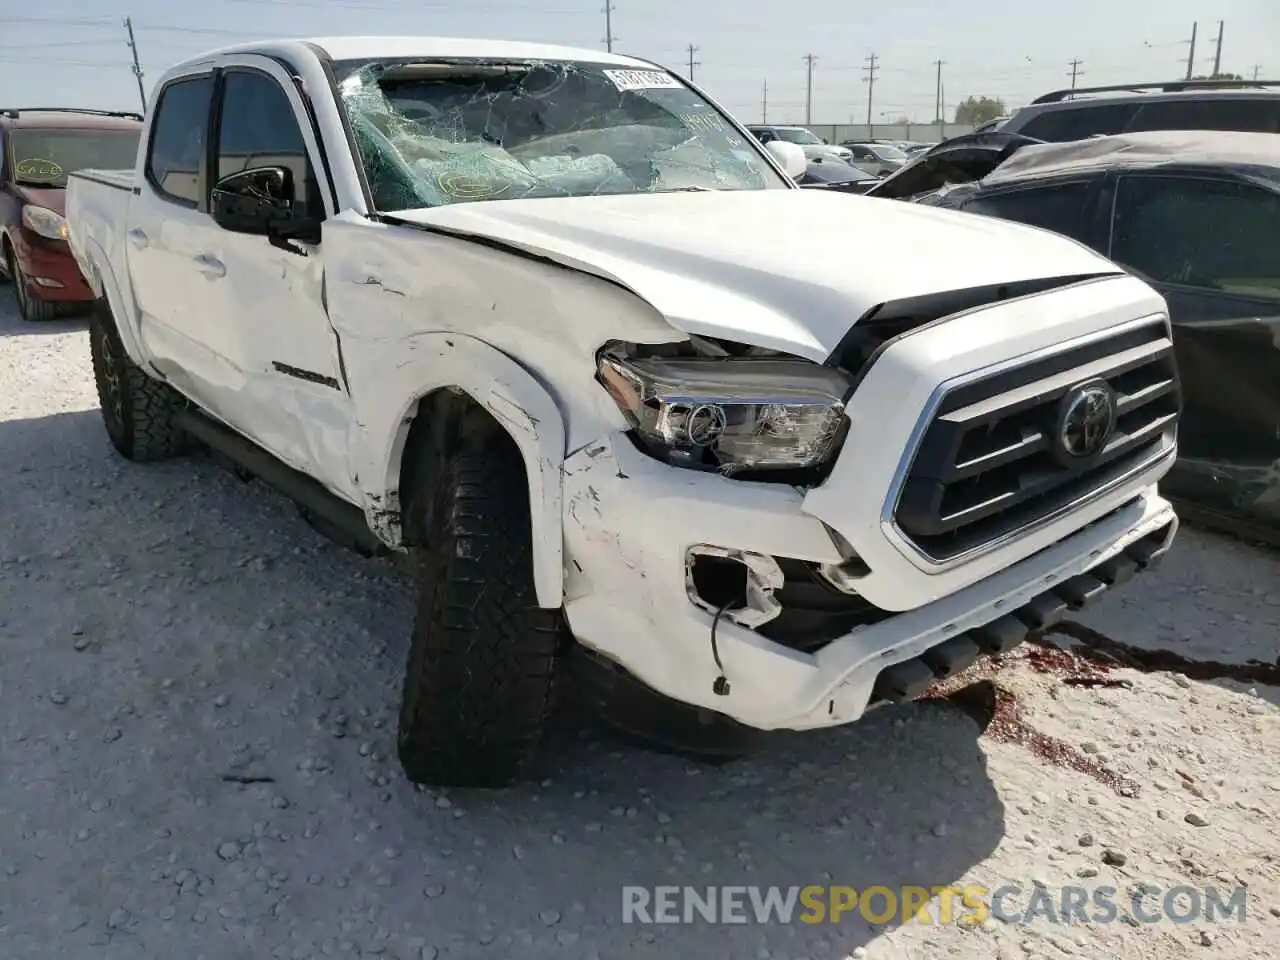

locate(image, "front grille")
(894, 321), (1180, 562)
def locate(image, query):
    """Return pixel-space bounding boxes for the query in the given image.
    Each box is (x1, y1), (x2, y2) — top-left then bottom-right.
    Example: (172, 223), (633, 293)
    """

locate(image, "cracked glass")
(331, 58), (787, 211)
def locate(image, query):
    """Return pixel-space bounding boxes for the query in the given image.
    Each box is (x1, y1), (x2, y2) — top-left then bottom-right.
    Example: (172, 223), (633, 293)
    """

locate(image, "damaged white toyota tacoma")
(67, 37), (1182, 787)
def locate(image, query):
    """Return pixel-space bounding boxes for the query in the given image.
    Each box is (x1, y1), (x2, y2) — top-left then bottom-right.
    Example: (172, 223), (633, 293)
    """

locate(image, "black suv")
(869, 129), (1280, 542)
(995, 79), (1280, 142)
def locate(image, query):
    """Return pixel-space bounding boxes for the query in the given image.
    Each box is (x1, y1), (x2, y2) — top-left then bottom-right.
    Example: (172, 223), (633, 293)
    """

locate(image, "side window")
(1125, 97), (1280, 134)
(1016, 103), (1137, 142)
(850, 146), (871, 159)
(1111, 175), (1280, 299)
(215, 70), (319, 218)
(146, 75), (214, 206)
(962, 181), (1095, 243)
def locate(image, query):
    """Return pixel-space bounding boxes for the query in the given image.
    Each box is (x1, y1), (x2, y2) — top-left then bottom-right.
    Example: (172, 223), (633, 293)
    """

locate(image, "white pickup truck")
(67, 36), (1181, 788)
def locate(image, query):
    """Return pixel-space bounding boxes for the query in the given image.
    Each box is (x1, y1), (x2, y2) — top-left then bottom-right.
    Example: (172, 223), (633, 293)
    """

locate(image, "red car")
(1, 108), (141, 321)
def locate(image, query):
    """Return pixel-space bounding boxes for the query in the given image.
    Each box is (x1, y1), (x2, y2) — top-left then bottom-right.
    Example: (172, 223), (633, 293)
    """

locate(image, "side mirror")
(211, 166), (296, 235)
(764, 140), (808, 180)
(211, 166), (323, 251)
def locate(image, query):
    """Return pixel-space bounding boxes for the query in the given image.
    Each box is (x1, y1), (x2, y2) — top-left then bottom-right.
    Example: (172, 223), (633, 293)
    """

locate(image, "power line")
(686, 43), (700, 81)
(862, 52), (879, 131)
(123, 17), (146, 112)
(1067, 57), (1084, 88)
(802, 53), (817, 125)
(603, 1), (615, 53)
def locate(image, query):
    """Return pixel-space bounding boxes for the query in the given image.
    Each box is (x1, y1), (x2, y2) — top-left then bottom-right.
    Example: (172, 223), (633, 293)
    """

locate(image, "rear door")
(126, 69), (219, 390)
(1106, 171), (1280, 520)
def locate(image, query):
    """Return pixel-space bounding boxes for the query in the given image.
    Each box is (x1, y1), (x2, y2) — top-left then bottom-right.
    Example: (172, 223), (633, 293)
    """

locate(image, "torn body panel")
(561, 429), (1177, 730)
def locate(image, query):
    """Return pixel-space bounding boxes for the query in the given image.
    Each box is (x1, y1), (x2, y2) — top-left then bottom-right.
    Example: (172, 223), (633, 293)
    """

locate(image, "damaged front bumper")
(561, 432), (1177, 731)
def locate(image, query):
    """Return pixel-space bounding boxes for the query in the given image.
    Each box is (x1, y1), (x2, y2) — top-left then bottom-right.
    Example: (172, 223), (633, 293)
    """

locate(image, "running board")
(174, 408), (387, 556)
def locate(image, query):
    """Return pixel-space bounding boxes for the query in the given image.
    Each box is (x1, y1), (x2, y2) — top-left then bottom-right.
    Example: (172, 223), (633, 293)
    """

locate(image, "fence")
(801, 122), (978, 145)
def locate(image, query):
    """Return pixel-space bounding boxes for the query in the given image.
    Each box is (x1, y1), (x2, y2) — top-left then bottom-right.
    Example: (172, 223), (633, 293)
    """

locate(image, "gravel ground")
(1, 290), (1277, 960)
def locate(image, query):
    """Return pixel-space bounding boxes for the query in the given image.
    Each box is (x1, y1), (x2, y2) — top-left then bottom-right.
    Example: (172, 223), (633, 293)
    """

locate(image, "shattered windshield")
(333, 58), (786, 211)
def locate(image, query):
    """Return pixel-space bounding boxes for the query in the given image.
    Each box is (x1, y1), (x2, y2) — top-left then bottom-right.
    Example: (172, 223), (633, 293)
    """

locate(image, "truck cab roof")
(177, 36), (660, 70)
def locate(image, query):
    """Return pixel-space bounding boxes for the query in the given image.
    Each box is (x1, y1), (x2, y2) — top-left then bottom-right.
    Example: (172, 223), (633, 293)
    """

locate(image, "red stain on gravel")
(925, 633), (1142, 797)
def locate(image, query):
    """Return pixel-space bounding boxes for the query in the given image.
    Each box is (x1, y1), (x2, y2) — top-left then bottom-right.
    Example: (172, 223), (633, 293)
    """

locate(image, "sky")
(0, 0), (1274, 125)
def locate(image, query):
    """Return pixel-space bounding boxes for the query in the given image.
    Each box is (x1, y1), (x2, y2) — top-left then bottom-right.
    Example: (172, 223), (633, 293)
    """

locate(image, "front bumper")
(562, 434), (1175, 730)
(560, 274), (1179, 731)
(10, 227), (93, 302)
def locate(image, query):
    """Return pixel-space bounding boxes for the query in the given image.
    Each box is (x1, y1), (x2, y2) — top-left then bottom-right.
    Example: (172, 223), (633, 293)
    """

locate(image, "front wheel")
(397, 446), (565, 788)
(12, 259), (58, 321)
(89, 302), (190, 461)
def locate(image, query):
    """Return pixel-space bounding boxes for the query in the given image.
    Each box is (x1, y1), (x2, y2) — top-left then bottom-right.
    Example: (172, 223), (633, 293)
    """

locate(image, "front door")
(1108, 171), (1280, 524)
(194, 57), (356, 498)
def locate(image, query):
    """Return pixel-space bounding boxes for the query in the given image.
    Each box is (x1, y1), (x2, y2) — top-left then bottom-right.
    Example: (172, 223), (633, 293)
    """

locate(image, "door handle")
(193, 254), (226, 279)
(127, 228), (149, 249)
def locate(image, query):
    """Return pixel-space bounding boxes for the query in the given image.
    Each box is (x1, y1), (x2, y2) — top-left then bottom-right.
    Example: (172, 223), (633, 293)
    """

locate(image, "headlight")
(22, 205), (69, 241)
(597, 349), (851, 475)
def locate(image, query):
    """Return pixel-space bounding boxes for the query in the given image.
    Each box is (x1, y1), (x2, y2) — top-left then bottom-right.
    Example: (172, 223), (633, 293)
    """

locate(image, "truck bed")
(65, 168), (138, 322)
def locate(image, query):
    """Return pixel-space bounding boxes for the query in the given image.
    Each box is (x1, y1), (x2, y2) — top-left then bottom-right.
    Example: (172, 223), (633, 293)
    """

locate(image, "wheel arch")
(354, 333), (566, 609)
(79, 237), (152, 371)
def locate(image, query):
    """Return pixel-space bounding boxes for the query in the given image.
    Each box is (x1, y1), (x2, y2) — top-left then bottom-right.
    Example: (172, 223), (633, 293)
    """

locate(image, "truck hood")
(387, 190), (1122, 361)
(12, 184), (66, 215)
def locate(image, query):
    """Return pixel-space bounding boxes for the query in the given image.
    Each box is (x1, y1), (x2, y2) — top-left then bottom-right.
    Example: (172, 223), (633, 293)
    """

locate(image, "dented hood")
(386, 189), (1122, 361)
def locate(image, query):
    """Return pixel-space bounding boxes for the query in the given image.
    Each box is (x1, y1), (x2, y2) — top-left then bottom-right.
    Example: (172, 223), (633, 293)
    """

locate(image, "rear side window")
(1016, 103), (1137, 142)
(1111, 175), (1280, 299)
(962, 181), (1096, 243)
(1125, 97), (1280, 134)
(146, 75), (214, 206)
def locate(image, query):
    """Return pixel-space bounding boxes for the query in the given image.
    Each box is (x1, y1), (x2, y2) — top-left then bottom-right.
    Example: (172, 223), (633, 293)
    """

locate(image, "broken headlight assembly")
(597, 343), (852, 477)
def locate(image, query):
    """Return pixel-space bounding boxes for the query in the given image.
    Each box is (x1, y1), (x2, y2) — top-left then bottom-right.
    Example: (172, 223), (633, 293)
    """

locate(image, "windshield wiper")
(654, 185), (717, 193)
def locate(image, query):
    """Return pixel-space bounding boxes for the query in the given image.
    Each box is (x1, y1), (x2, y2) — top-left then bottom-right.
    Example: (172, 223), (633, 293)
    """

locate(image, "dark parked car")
(797, 157), (880, 193)
(0, 107), (142, 320)
(868, 129), (1280, 541)
(994, 78), (1280, 143)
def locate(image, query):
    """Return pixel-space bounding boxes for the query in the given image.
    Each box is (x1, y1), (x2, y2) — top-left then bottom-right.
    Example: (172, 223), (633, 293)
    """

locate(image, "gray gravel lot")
(1, 291), (1277, 960)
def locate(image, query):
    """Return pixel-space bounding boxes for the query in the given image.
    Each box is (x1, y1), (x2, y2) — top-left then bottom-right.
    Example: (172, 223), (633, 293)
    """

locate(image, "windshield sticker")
(679, 113), (726, 133)
(602, 69), (682, 92)
(16, 158), (63, 180)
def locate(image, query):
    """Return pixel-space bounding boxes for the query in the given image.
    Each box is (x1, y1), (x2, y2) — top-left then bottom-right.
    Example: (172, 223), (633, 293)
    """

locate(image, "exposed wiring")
(710, 598), (737, 696)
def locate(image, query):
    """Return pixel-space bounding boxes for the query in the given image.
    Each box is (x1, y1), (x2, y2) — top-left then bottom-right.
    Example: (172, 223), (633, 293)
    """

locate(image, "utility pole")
(602, 1), (615, 53)
(862, 52), (878, 134)
(803, 54), (817, 125)
(1068, 58), (1084, 89)
(1211, 20), (1224, 77)
(123, 16), (146, 110)
(1250, 64), (1262, 81)
(685, 43), (700, 81)
(761, 79), (768, 123)
(1184, 21), (1198, 80)
(932, 59), (944, 123)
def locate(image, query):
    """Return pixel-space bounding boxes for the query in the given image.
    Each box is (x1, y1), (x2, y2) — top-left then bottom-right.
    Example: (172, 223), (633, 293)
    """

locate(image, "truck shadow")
(0, 288), (90, 337)
(0, 408), (1006, 957)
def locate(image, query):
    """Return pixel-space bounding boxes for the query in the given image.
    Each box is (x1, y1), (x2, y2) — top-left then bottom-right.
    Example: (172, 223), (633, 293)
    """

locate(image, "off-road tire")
(12, 258), (59, 321)
(0, 242), (12, 285)
(89, 301), (190, 461)
(397, 446), (564, 788)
